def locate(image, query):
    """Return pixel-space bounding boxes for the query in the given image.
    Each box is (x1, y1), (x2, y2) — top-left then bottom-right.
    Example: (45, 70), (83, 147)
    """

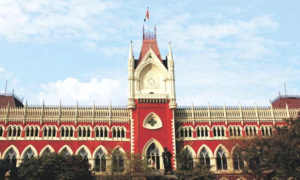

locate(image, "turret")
(127, 41), (136, 109)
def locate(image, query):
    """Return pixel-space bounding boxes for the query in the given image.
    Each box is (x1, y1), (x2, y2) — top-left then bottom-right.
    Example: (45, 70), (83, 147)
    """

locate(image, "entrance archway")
(142, 138), (164, 170)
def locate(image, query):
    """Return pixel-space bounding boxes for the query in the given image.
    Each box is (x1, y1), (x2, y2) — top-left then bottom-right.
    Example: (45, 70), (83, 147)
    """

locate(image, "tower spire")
(168, 42), (173, 60)
(128, 41), (134, 60)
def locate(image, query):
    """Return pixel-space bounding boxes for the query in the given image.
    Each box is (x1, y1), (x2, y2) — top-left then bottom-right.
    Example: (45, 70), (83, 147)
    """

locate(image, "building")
(0, 27), (300, 178)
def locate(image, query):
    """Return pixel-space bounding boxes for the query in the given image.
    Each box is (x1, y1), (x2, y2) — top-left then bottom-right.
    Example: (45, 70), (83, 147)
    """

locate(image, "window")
(229, 126), (241, 137)
(78, 148), (89, 163)
(60, 126), (74, 138)
(41, 148), (51, 156)
(95, 148), (106, 172)
(213, 126), (226, 137)
(7, 126), (21, 138)
(179, 127), (193, 138)
(245, 126), (258, 136)
(146, 143), (160, 169)
(112, 148), (125, 172)
(0, 126), (3, 137)
(43, 126), (56, 137)
(95, 126), (108, 138)
(5, 148), (17, 167)
(199, 148), (210, 166)
(216, 147), (227, 170)
(261, 126), (273, 137)
(77, 126), (91, 138)
(60, 148), (71, 156)
(196, 126), (209, 137)
(24, 148), (35, 159)
(25, 126), (39, 138)
(233, 149), (244, 170)
(112, 127), (126, 138)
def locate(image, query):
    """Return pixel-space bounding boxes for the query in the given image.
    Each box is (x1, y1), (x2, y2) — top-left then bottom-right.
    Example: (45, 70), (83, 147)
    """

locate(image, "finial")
(168, 42), (173, 60)
(128, 41), (134, 60)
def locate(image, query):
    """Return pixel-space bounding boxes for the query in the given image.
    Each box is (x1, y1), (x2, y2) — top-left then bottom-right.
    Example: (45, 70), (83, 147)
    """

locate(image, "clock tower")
(127, 26), (177, 170)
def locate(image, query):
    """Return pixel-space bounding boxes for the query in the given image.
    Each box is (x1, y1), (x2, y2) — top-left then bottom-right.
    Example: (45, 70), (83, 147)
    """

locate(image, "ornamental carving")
(143, 112), (163, 130)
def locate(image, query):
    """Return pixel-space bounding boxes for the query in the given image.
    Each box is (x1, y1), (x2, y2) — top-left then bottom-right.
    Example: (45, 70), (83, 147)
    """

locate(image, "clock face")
(145, 75), (158, 88)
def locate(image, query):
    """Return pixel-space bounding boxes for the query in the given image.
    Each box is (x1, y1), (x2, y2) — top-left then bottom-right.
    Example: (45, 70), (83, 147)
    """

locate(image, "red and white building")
(0, 27), (300, 178)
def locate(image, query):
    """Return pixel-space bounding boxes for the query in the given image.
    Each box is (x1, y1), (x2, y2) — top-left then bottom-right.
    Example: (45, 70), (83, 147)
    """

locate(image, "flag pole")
(148, 7), (150, 34)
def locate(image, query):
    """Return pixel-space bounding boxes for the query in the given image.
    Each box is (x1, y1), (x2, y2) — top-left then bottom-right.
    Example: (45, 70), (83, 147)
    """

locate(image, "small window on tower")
(149, 92), (154, 94)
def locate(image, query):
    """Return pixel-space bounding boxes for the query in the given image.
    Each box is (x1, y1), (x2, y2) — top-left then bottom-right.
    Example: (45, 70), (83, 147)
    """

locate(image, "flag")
(144, 8), (149, 22)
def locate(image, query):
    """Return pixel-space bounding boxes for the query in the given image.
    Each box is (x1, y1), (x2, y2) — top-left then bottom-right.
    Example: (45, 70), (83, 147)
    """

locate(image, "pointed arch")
(2, 145), (20, 159)
(142, 138), (164, 156)
(214, 144), (229, 157)
(197, 144), (213, 158)
(112, 145), (126, 155)
(40, 145), (55, 156)
(143, 112), (163, 130)
(93, 145), (108, 158)
(75, 145), (92, 159)
(21, 145), (38, 159)
(58, 145), (73, 155)
(183, 145), (196, 158)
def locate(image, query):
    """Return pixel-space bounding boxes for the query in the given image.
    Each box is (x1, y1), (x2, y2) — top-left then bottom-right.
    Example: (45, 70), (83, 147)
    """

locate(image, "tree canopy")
(11, 152), (92, 180)
(236, 115), (300, 179)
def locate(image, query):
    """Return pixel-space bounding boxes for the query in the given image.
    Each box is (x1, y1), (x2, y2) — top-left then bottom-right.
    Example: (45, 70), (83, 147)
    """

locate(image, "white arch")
(143, 112), (163, 130)
(196, 125), (210, 131)
(214, 144), (230, 157)
(92, 145), (108, 158)
(112, 145), (126, 154)
(75, 145), (92, 159)
(197, 144), (213, 158)
(182, 145), (196, 158)
(21, 145), (38, 159)
(40, 145), (55, 156)
(94, 125), (109, 131)
(58, 145), (74, 155)
(2, 145), (20, 159)
(135, 48), (168, 78)
(142, 138), (164, 156)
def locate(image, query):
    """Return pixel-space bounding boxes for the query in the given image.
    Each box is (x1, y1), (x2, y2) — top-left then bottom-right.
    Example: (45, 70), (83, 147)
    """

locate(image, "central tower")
(127, 26), (177, 170)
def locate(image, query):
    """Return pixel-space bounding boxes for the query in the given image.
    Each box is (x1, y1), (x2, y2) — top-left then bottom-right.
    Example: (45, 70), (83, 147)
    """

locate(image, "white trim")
(39, 145), (55, 156)
(58, 145), (74, 155)
(143, 112), (163, 130)
(2, 145), (20, 159)
(197, 144), (213, 158)
(92, 145), (108, 158)
(21, 145), (38, 159)
(183, 145), (196, 158)
(214, 144), (229, 157)
(75, 145), (92, 159)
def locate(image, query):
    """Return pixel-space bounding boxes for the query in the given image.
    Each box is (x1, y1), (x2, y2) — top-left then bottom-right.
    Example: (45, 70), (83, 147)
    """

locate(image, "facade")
(0, 28), (300, 178)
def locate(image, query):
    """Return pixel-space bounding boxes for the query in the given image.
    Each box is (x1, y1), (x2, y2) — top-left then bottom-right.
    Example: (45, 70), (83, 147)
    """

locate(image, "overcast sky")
(0, 0), (299, 106)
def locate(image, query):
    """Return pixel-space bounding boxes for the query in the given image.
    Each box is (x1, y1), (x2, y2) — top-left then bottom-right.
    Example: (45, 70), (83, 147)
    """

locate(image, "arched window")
(78, 127), (82, 137)
(17, 127), (21, 137)
(8, 127), (12, 137)
(24, 148), (35, 159)
(41, 148), (51, 156)
(146, 143), (160, 169)
(52, 128), (56, 137)
(26, 128), (30, 137)
(35, 127), (39, 137)
(95, 148), (106, 172)
(0, 127), (3, 137)
(213, 127), (216, 137)
(95, 128), (99, 137)
(61, 148), (70, 156)
(197, 127), (200, 137)
(121, 128), (125, 138)
(13, 127), (16, 137)
(233, 149), (244, 170)
(112, 148), (125, 172)
(188, 128), (192, 137)
(83, 128), (86, 137)
(200, 148), (210, 166)
(104, 128), (108, 137)
(180, 128), (184, 138)
(44, 128), (47, 137)
(229, 127), (233, 136)
(70, 128), (73, 137)
(5, 149), (17, 167)
(79, 149), (89, 163)
(61, 128), (65, 137)
(113, 128), (116, 138)
(87, 128), (91, 137)
(216, 147), (227, 170)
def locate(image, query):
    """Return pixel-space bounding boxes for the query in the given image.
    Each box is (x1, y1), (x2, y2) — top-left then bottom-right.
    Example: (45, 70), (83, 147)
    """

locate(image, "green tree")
(175, 149), (214, 180)
(237, 114), (300, 179)
(12, 152), (92, 180)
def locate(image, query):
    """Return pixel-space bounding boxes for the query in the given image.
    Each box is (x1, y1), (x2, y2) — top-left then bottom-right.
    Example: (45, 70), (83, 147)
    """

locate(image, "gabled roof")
(0, 93), (24, 108)
(271, 95), (300, 108)
(136, 26), (163, 67)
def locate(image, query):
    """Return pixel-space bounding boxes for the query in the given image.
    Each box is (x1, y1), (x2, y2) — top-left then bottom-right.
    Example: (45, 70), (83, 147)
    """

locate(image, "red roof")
(138, 39), (162, 62)
(0, 95), (23, 108)
(272, 95), (300, 108)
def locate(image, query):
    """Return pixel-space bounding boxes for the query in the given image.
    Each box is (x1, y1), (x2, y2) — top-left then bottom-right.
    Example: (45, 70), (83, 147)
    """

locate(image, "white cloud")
(0, 0), (120, 42)
(31, 77), (127, 105)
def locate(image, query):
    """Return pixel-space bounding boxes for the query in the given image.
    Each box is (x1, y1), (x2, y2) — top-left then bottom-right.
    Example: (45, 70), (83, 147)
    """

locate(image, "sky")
(0, 0), (299, 106)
